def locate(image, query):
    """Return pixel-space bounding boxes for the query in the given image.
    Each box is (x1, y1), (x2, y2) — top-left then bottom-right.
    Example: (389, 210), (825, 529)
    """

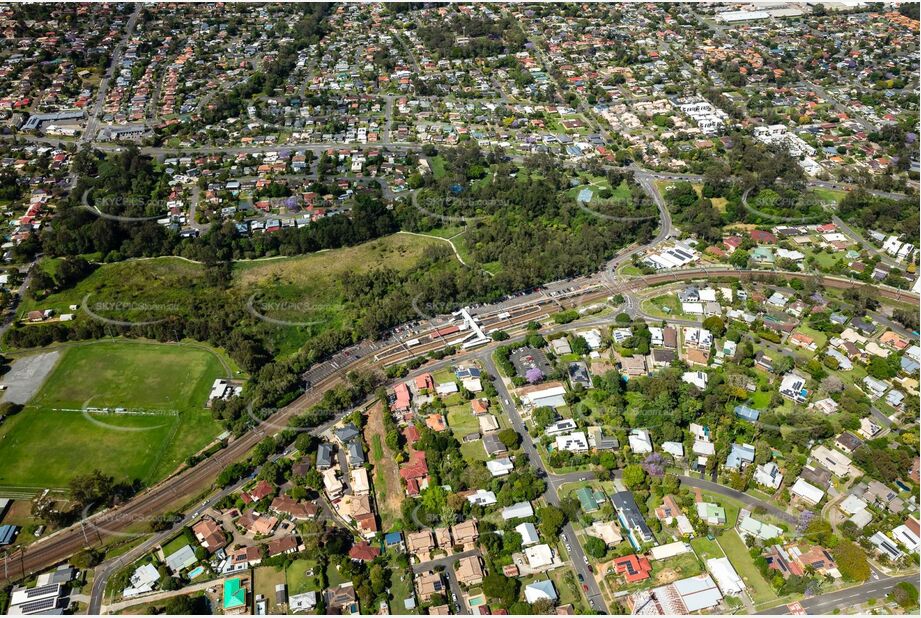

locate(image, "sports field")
(30, 341), (224, 410)
(0, 341), (226, 489)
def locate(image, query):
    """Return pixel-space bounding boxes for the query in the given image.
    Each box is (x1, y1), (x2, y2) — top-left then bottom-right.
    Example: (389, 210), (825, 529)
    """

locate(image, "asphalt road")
(411, 549), (480, 615)
(3, 266), (916, 586)
(81, 5), (142, 143)
(756, 574), (920, 615)
(482, 353), (608, 614)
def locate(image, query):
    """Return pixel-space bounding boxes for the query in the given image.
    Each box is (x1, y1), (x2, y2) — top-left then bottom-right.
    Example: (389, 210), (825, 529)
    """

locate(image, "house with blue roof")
(0, 525), (16, 546)
(384, 532), (404, 551)
(725, 443), (755, 470)
(734, 405), (760, 422)
(524, 579), (558, 604)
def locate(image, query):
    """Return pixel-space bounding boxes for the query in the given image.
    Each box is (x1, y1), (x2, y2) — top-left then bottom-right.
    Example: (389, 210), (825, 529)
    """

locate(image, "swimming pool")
(188, 566), (205, 579)
(468, 595), (486, 607)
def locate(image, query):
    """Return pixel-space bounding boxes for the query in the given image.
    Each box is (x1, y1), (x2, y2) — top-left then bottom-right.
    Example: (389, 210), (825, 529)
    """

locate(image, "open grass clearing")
(0, 341), (224, 488)
(285, 559), (321, 596)
(718, 530), (778, 605)
(363, 402), (402, 530)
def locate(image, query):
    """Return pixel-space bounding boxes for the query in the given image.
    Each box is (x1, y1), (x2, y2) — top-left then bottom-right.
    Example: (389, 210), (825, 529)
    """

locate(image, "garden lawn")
(446, 405), (480, 439)
(254, 566), (288, 613)
(285, 559), (321, 596)
(719, 530), (778, 605)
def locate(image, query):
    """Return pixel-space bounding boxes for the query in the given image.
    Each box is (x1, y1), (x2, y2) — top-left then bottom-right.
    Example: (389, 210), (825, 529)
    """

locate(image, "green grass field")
(235, 232), (449, 356)
(30, 342), (223, 410)
(0, 341), (225, 489)
(719, 530), (778, 605)
(285, 559), (321, 596)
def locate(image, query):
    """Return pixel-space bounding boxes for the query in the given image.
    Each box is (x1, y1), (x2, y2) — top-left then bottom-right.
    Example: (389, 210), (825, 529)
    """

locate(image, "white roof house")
(521, 385), (567, 409)
(754, 462), (783, 490)
(629, 429), (653, 454)
(791, 478), (825, 505)
(682, 371), (708, 389)
(556, 431), (589, 453)
(502, 501), (534, 521)
(693, 439), (715, 456)
(525, 544), (555, 569)
(486, 458), (514, 477)
(524, 580), (558, 604)
(810, 445), (852, 478)
(662, 441), (684, 458)
(869, 532), (903, 561)
(738, 516), (783, 542)
(515, 522), (540, 547)
(123, 563), (160, 598)
(436, 381), (459, 395)
(467, 489), (497, 506)
(544, 419), (578, 436)
(706, 557), (745, 596)
(839, 495), (868, 516)
(892, 524), (920, 554)
(650, 541), (692, 561)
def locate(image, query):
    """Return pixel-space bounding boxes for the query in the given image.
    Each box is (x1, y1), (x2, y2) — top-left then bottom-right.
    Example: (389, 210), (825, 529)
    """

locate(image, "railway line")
(1, 265), (916, 584)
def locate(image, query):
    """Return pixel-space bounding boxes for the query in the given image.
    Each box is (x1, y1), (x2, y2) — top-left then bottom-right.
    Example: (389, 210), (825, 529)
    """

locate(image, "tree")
(498, 428), (520, 450)
(71, 548), (104, 569)
(702, 316), (726, 338)
(833, 541), (870, 582)
(729, 249), (750, 268)
(532, 406), (558, 431)
(164, 595), (209, 614)
(537, 505), (566, 538)
(622, 464), (647, 490)
(583, 535), (607, 559)
(482, 573), (520, 607)
(772, 355), (795, 375)
(889, 582), (919, 610)
(69, 469), (115, 509)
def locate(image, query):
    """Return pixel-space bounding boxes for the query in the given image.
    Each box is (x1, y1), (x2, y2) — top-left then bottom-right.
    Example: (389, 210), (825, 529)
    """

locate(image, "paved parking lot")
(1, 351), (60, 405)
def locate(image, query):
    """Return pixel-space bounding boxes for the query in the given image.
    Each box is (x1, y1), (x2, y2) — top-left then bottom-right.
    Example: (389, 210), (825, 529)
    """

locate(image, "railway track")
(1, 268), (916, 582)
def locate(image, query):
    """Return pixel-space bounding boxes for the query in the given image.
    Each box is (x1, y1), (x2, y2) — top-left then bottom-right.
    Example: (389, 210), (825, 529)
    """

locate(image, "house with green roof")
(224, 577), (247, 612)
(576, 487), (606, 513)
(696, 502), (726, 526)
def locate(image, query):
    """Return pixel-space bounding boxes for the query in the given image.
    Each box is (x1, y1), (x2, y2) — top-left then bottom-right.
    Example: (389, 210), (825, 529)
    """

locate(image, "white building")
(754, 462), (783, 490)
(791, 478), (825, 506)
(556, 431), (589, 453)
(707, 557), (745, 596)
(629, 429), (653, 454)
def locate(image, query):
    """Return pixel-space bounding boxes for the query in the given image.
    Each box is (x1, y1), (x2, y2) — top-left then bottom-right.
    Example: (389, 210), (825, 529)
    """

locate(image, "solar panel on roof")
(17, 596), (59, 613)
(23, 583), (60, 599)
